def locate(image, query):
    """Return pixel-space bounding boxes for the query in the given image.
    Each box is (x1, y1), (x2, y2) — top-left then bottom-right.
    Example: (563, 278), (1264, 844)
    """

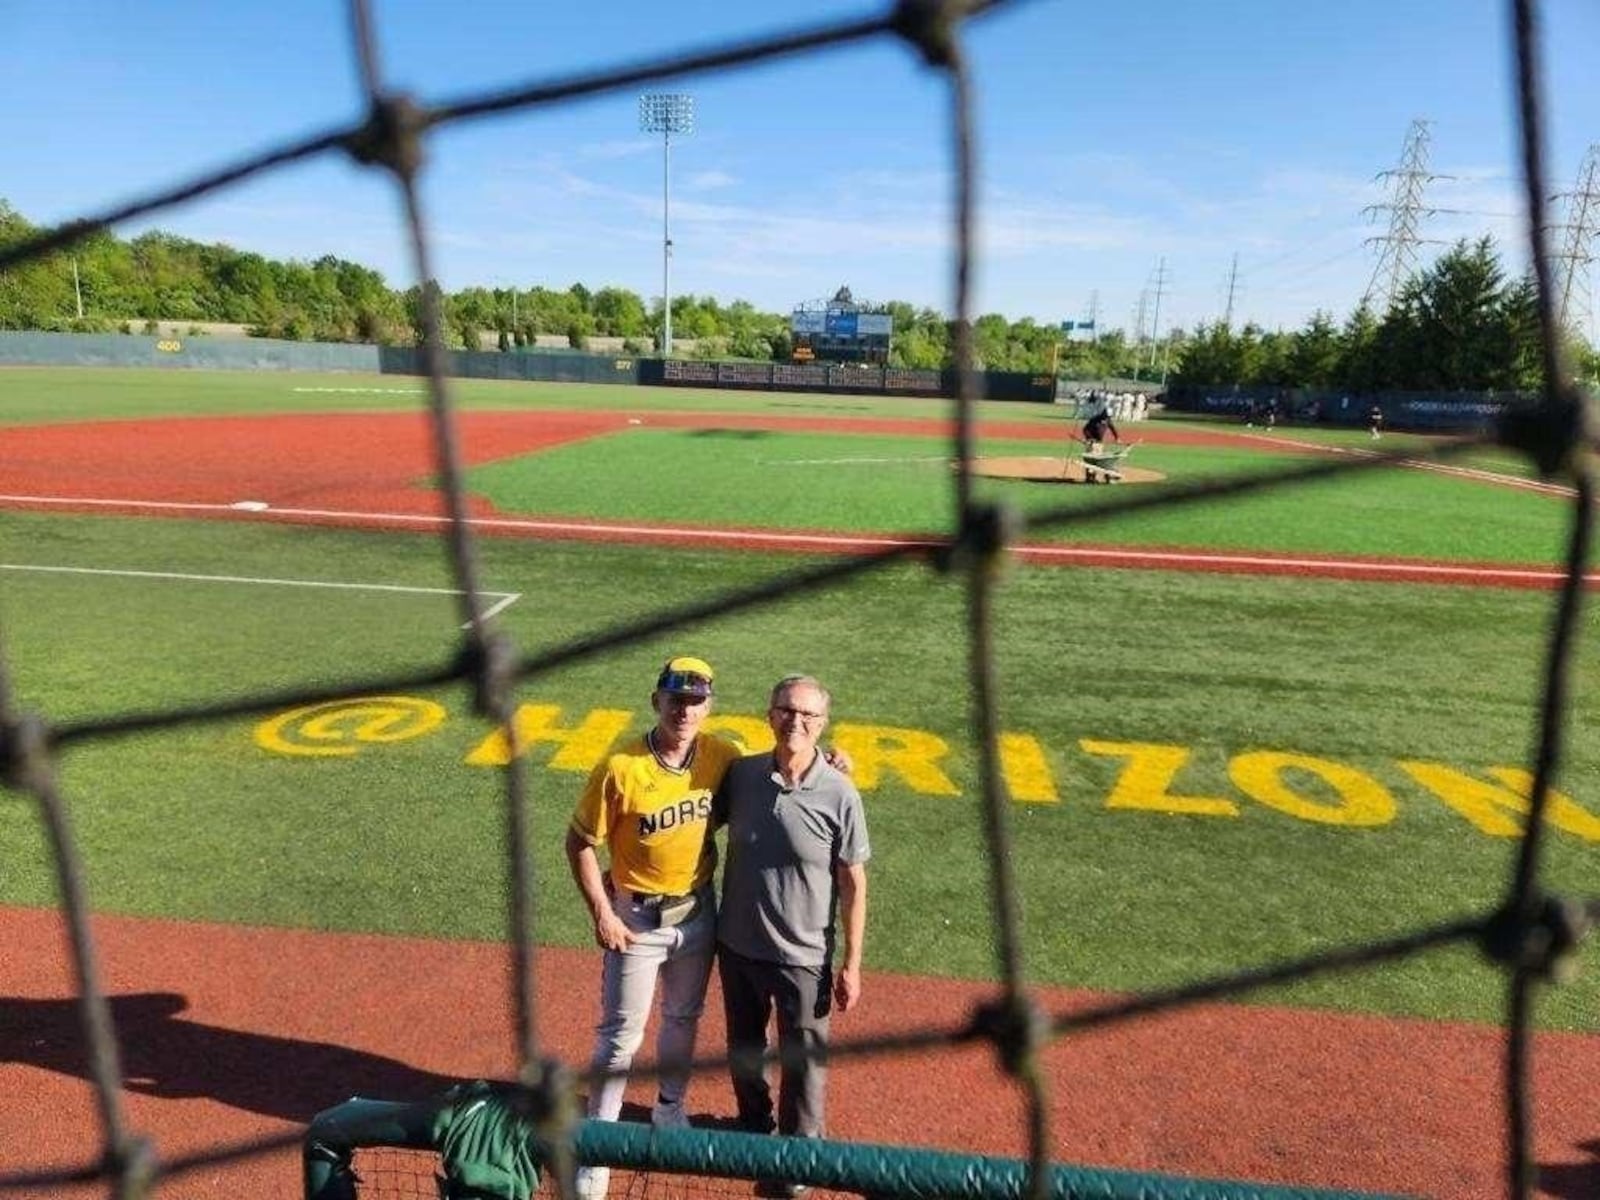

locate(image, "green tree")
(404, 280), (451, 348)
(1335, 304), (1382, 391)
(590, 286), (649, 337)
(1171, 322), (1245, 385)
(1288, 311), (1342, 387)
(1381, 238), (1536, 390)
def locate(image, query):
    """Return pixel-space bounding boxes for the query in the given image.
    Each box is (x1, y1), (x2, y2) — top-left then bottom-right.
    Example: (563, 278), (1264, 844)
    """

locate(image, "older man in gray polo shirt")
(714, 674), (869, 1164)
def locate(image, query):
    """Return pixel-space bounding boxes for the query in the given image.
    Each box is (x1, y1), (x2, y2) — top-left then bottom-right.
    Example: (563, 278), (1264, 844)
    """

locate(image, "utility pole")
(1222, 253), (1239, 326)
(1361, 118), (1450, 313)
(1146, 258), (1168, 370)
(1551, 145), (1599, 341)
(1130, 289), (1149, 373)
(71, 257), (84, 319)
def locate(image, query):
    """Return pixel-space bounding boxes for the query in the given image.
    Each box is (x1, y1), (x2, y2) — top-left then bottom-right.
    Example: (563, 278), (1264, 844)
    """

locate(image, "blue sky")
(3, 1), (1597, 338)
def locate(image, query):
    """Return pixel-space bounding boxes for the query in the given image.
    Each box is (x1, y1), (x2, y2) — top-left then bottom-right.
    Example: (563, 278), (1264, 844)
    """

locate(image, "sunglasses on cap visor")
(658, 671), (713, 696)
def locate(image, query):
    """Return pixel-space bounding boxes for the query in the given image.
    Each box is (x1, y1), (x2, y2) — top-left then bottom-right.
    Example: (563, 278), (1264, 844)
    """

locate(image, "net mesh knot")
(1495, 384), (1593, 480)
(512, 1056), (576, 1129)
(106, 1133), (156, 1200)
(890, 0), (963, 68)
(0, 711), (50, 792)
(343, 93), (428, 179)
(969, 993), (1046, 1080)
(935, 501), (1022, 574)
(455, 631), (520, 721)
(1481, 894), (1591, 983)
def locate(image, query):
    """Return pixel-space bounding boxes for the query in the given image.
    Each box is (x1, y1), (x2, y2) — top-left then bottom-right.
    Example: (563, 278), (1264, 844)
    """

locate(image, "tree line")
(1, 200), (1594, 389)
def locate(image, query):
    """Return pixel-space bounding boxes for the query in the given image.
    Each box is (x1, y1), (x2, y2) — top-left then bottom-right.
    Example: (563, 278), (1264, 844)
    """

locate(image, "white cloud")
(577, 138), (656, 160)
(685, 169), (737, 191)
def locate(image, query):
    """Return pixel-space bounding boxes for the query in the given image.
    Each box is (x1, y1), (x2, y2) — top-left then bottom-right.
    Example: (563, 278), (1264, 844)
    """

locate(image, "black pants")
(717, 945), (831, 1138)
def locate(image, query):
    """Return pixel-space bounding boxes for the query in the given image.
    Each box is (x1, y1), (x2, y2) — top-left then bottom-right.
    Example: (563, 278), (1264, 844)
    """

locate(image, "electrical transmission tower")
(1361, 119), (1450, 313)
(1222, 253), (1240, 326)
(1551, 145), (1600, 341)
(1131, 289), (1149, 351)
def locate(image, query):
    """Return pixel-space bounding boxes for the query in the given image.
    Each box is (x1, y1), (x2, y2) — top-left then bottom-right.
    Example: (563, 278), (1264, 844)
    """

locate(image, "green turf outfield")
(0, 367), (1593, 1035)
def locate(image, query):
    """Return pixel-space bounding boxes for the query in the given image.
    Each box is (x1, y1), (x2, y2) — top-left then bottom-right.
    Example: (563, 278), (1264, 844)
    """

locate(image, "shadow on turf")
(1538, 1139), (1600, 1199)
(1, 991), (454, 1122)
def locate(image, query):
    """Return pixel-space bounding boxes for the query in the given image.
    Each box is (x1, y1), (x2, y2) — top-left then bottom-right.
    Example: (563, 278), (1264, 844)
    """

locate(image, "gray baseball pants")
(586, 888), (715, 1120)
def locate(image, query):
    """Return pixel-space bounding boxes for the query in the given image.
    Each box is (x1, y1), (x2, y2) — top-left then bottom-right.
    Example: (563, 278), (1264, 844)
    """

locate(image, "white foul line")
(0, 493), (1592, 587)
(0, 563), (522, 630)
(1248, 433), (1577, 497)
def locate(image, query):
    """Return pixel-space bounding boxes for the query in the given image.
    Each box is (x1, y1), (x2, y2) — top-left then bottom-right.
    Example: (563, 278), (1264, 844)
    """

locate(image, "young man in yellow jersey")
(565, 656), (737, 1200)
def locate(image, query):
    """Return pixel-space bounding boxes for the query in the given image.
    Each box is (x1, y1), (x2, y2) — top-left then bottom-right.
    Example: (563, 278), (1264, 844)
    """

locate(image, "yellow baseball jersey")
(570, 732), (741, 896)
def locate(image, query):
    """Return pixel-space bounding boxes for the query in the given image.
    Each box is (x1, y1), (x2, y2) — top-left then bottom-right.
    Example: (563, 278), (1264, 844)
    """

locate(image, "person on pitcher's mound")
(1081, 406), (1120, 452)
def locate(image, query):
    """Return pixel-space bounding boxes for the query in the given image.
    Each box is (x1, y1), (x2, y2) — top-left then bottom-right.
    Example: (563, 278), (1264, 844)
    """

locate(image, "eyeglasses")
(772, 704), (826, 724)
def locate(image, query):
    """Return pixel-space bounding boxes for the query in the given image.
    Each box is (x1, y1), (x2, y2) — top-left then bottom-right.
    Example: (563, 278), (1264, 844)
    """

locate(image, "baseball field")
(0, 366), (1596, 1199)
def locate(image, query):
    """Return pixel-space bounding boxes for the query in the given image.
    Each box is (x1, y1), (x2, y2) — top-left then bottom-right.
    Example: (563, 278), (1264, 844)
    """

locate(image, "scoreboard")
(790, 293), (892, 364)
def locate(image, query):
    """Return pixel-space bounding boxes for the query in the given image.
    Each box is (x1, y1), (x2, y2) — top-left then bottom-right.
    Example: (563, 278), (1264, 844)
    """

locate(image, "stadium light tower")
(639, 93), (694, 357)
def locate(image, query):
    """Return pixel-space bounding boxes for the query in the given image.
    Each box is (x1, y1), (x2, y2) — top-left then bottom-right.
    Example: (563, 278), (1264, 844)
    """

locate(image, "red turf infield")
(3, 907), (1598, 1200)
(0, 409), (1588, 589)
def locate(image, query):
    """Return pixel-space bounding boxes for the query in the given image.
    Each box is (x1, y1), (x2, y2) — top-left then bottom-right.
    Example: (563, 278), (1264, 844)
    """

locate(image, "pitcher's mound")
(964, 455), (1166, 484)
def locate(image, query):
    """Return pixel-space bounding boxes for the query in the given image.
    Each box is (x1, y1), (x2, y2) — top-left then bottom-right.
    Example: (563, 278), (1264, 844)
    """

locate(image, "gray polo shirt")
(715, 751), (870, 968)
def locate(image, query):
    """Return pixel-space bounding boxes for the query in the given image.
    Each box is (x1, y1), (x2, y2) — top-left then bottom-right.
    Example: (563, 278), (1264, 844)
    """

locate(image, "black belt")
(630, 890), (689, 904)
(626, 887), (705, 928)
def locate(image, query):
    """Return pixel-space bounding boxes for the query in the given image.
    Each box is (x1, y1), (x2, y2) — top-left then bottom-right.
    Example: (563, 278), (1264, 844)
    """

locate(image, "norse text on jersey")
(638, 792), (713, 837)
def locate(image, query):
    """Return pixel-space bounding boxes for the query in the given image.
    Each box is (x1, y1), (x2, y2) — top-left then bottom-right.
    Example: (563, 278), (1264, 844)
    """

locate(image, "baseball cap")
(656, 655), (715, 697)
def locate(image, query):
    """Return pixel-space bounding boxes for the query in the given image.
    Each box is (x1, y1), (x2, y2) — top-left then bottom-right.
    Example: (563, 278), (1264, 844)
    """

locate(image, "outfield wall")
(0, 331), (382, 372)
(1164, 382), (1527, 434)
(0, 331), (1055, 402)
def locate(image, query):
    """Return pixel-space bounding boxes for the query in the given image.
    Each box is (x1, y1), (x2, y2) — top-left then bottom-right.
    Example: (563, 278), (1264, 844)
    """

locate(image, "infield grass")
(466, 427), (1576, 564)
